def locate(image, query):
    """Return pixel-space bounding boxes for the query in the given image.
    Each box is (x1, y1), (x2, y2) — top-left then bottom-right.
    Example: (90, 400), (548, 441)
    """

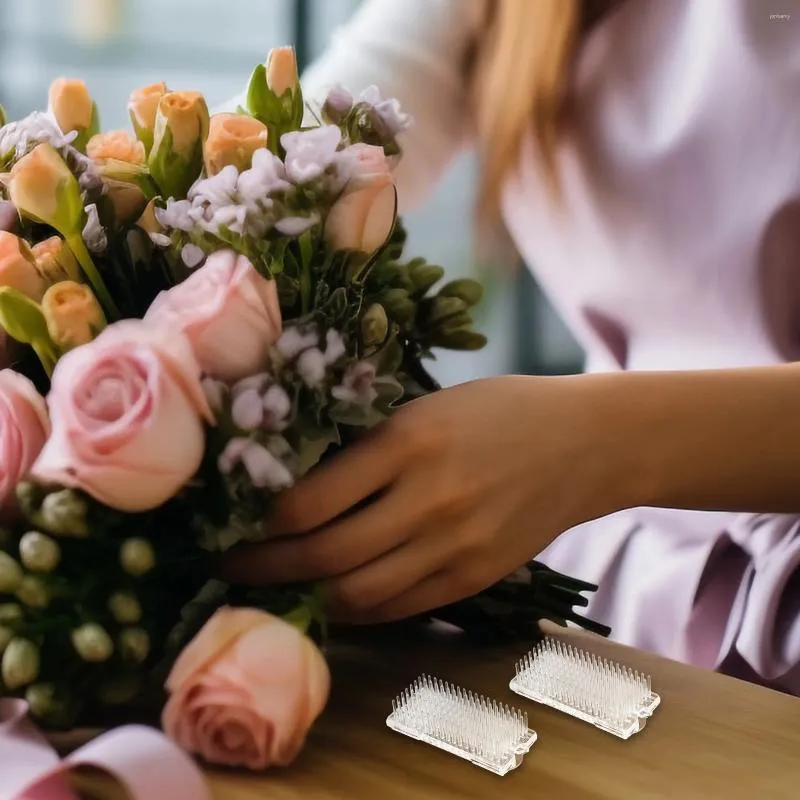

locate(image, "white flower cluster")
(155, 147), (322, 260)
(0, 112), (75, 159)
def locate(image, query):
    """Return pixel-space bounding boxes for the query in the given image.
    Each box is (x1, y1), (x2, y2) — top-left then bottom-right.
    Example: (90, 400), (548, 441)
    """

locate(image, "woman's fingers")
(222, 480), (421, 584)
(322, 529), (458, 616)
(337, 568), (479, 625)
(265, 425), (404, 536)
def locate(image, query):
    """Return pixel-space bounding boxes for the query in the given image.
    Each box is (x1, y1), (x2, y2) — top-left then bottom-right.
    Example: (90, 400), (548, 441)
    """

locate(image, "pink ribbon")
(0, 698), (211, 800)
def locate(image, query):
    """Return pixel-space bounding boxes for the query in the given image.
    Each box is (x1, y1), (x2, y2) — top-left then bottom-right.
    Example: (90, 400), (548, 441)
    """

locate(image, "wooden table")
(207, 622), (800, 799)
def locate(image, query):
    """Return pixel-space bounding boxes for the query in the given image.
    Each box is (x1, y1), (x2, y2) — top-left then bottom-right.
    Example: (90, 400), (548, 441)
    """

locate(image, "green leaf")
(0, 288), (59, 374)
(295, 424), (341, 477)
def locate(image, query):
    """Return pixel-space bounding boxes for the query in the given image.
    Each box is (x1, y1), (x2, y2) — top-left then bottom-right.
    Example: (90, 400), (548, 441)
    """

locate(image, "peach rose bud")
(0, 232), (47, 301)
(128, 81), (168, 155)
(42, 281), (106, 350)
(87, 130), (146, 165)
(162, 607), (330, 770)
(246, 47), (302, 128)
(8, 144), (84, 237)
(266, 47), (299, 97)
(149, 91), (210, 200)
(204, 113), (268, 176)
(48, 78), (99, 151)
(32, 237), (80, 284)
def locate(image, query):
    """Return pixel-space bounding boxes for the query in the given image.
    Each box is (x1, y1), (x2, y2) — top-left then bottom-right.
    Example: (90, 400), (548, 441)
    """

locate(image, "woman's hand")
(222, 374), (633, 623)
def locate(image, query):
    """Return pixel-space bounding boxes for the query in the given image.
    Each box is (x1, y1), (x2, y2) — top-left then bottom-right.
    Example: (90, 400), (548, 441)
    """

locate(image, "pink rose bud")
(144, 250), (282, 383)
(30, 320), (212, 512)
(325, 182), (397, 256)
(0, 369), (50, 512)
(162, 606), (330, 770)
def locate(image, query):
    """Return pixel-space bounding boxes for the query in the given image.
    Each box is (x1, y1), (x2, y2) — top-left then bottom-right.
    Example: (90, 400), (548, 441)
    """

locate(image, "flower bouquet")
(0, 47), (608, 773)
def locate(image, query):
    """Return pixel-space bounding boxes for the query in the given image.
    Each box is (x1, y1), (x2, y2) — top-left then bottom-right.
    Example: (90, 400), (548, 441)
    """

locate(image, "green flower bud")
(120, 538), (155, 577)
(0, 603), (23, 623)
(119, 628), (150, 664)
(40, 489), (90, 538)
(408, 262), (445, 295)
(437, 279), (484, 307)
(108, 591), (142, 624)
(432, 329), (488, 351)
(427, 295), (468, 326)
(19, 532), (61, 573)
(0, 626), (13, 653)
(148, 91), (210, 200)
(380, 288), (415, 325)
(71, 623), (114, 663)
(25, 683), (56, 719)
(16, 576), (50, 609)
(2, 638), (40, 689)
(0, 552), (23, 593)
(97, 675), (141, 706)
(361, 303), (389, 348)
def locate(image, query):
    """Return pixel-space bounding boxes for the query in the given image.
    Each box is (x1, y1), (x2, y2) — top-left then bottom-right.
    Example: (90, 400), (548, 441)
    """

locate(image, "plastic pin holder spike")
(509, 636), (661, 740)
(386, 674), (537, 775)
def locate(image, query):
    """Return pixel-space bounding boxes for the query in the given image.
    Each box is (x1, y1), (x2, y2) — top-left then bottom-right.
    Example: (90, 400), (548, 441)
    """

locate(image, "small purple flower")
(208, 204), (248, 235)
(218, 437), (252, 475)
(276, 326), (319, 360)
(82, 204), (107, 254)
(262, 385), (292, 431)
(323, 329), (346, 365)
(237, 149), (291, 204)
(240, 442), (294, 491)
(359, 86), (412, 136)
(296, 348), (327, 388)
(156, 199), (194, 232)
(331, 361), (378, 406)
(281, 125), (342, 184)
(181, 243), (205, 268)
(218, 438), (294, 491)
(231, 387), (264, 430)
(325, 83), (353, 117)
(188, 165), (239, 207)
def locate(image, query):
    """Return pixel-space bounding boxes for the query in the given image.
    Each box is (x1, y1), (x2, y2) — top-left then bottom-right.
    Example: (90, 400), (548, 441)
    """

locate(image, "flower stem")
(66, 234), (121, 320)
(32, 340), (57, 378)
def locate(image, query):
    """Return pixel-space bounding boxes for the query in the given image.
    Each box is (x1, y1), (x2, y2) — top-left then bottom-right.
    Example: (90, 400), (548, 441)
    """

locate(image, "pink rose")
(326, 146), (396, 255)
(144, 251), (282, 383)
(325, 181), (397, 256)
(0, 369), (49, 510)
(162, 606), (330, 770)
(30, 320), (212, 512)
(335, 143), (392, 191)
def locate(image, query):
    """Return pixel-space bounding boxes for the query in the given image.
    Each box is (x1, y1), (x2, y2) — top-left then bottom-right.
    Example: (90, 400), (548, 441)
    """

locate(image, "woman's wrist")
(579, 364), (800, 515)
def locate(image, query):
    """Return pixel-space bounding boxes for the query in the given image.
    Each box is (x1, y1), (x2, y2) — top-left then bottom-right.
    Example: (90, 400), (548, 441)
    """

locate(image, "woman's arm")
(222, 0), (486, 213)
(592, 363), (800, 514)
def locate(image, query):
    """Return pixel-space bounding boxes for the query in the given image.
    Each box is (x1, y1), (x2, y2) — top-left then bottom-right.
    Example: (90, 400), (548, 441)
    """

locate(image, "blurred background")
(0, 0), (584, 385)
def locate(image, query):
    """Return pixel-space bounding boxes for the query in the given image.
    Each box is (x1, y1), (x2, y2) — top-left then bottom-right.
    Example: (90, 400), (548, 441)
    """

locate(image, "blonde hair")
(473, 0), (581, 217)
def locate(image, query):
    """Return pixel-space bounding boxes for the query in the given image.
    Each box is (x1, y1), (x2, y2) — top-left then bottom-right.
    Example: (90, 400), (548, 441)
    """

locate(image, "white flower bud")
(119, 538), (155, 577)
(71, 623), (114, 663)
(19, 532), (61, 573)
(25, 683), (56, 718)
(0, 603), (22, 623)
(2, 638), (40, 689)
(108, 591), (141, 624)
(119, 628), (150, 664)
(0, 625), (13, 653)
(16, 575), (50, 609)
(0, 552), (23, 593)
